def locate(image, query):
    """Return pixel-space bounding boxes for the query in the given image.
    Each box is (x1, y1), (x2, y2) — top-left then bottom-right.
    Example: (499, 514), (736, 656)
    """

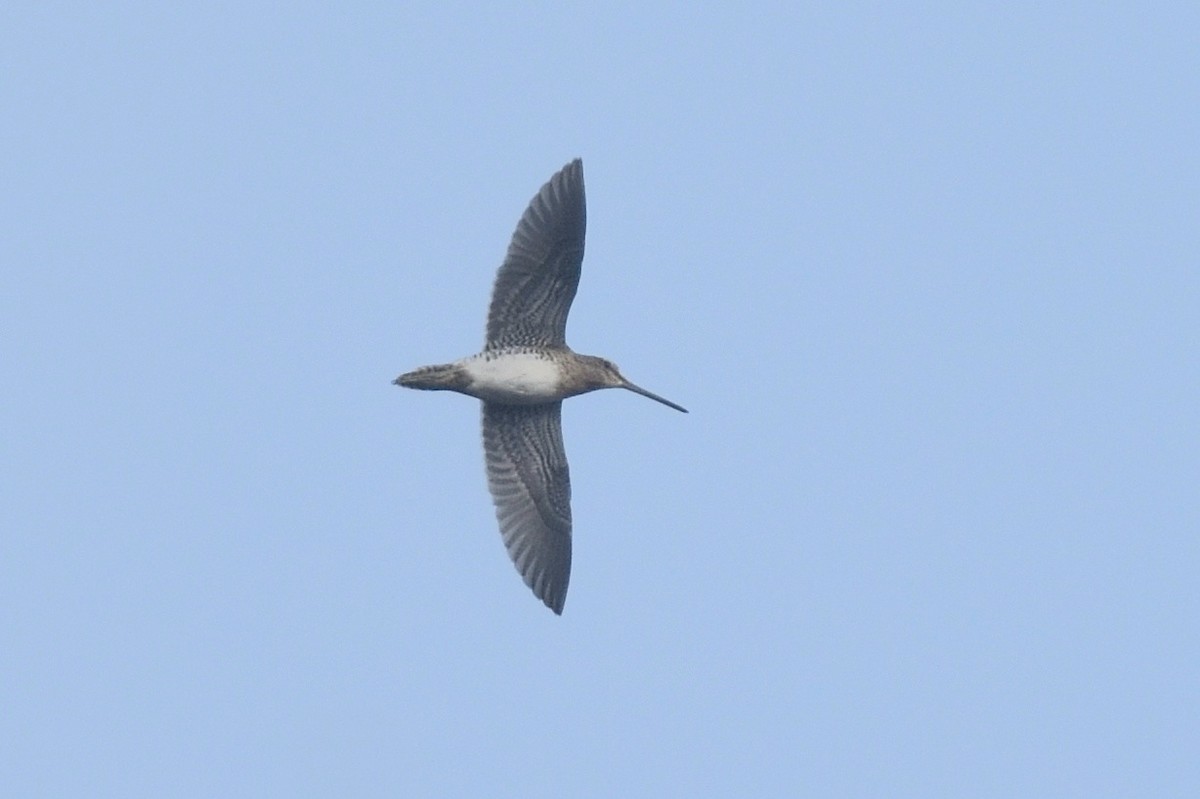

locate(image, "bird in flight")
(395, 159), (686, 614)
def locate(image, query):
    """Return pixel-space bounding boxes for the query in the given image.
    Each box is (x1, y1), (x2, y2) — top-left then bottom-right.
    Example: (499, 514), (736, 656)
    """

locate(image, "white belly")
(460, 353), (563, 404)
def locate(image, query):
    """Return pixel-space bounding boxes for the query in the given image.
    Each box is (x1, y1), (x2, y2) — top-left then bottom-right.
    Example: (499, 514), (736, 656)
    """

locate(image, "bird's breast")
(459, 353), (565, 404)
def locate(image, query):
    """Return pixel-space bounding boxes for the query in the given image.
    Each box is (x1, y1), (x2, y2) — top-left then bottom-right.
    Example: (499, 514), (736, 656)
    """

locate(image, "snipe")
(396, 159), (686, 614)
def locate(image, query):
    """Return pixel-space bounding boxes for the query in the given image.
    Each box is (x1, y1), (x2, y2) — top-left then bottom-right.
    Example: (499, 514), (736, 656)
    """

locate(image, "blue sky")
(2, 4), (1197, 796)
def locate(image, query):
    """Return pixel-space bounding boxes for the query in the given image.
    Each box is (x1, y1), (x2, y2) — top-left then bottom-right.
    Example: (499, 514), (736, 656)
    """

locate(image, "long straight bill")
(623, 381), (688, 413)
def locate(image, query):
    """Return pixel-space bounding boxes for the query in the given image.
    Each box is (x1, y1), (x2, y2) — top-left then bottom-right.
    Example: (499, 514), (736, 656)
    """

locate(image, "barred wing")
(485, 159), (586, 350)
(481, 402), (573, 613)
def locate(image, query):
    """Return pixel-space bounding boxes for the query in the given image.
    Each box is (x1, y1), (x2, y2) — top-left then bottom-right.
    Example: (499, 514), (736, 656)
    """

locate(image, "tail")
(394, 363), (470, 392)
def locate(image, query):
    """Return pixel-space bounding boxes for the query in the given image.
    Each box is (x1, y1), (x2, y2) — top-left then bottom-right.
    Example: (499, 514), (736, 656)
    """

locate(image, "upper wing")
(485, 159), (586, 350)
(482, 401), (572, 614)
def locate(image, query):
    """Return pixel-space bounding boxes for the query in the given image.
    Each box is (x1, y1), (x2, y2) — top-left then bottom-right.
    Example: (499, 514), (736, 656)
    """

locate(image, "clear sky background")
(3, 4), (1197, 796)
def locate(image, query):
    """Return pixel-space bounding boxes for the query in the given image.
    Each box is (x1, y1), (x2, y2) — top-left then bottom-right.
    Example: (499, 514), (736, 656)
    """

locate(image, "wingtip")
(535, 583), (567, 615)
(538, 586), (566, 615)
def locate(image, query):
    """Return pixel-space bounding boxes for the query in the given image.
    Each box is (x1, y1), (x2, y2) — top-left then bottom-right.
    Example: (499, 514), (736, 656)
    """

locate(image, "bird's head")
(581, 356), (687, 413)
